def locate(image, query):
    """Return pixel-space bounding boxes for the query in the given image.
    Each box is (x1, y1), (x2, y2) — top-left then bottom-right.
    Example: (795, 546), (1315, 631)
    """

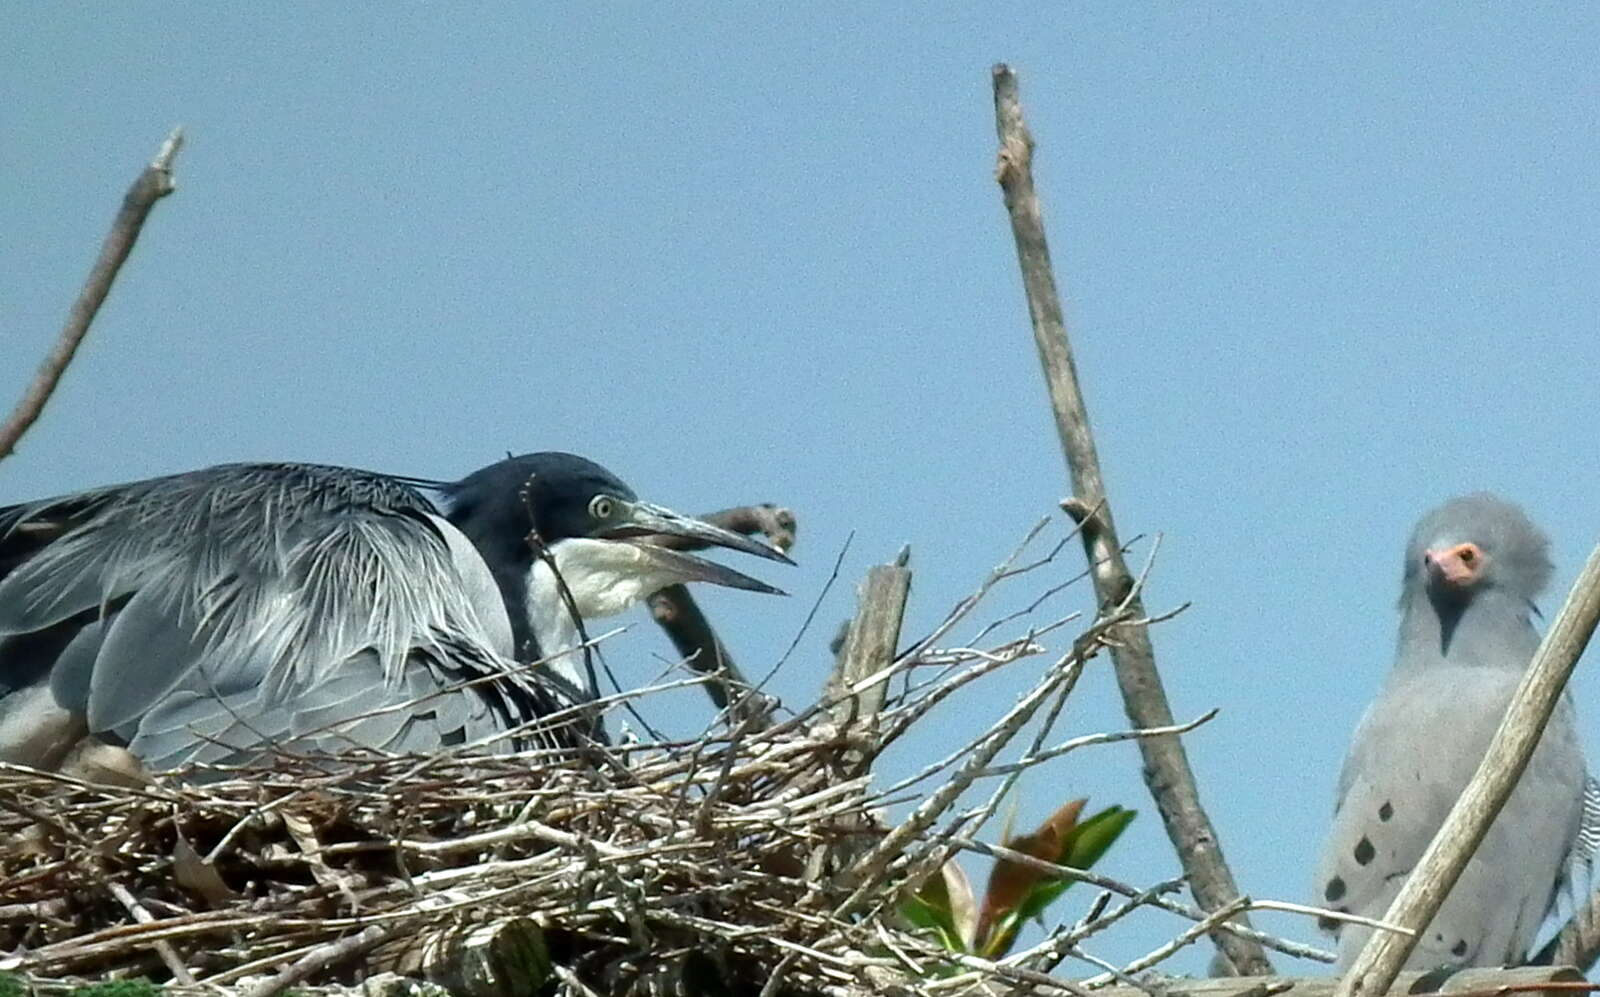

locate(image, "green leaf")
(977, 804), (1136, 959)
(901, 859), (978, 953)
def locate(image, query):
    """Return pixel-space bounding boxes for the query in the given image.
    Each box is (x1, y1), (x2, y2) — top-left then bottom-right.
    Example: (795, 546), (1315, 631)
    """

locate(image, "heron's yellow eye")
(589, 496), (615, 520)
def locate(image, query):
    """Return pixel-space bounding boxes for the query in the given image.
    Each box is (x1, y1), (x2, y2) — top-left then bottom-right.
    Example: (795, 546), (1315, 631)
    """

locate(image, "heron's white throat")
(525, 537), (687, 699)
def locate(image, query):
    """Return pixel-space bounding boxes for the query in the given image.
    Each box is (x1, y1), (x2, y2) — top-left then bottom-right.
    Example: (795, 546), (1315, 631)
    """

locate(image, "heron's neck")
(523, 538), (679, 702)
(1395, 586), (1540, 671)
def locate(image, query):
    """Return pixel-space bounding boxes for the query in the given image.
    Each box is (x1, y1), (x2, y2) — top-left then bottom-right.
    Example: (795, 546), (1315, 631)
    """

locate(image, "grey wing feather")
(48, 618), (106, 713)
(1561, 775), (1600, 906)
(0, 463), (564, 771)
(1317, 668), (1584, 968)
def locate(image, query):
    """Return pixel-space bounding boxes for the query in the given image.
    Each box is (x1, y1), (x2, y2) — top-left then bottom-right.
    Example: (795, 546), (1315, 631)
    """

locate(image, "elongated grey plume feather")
(0, 463), (576, 773)
(1316, 493), (1589, 969)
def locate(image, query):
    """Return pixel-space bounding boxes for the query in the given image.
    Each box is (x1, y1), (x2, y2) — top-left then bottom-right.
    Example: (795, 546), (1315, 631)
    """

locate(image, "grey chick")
(1316, 493), (1593, 969)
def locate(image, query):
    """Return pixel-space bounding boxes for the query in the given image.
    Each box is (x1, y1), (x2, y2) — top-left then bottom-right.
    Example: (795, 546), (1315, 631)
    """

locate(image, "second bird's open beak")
(601, 501), (793, 595)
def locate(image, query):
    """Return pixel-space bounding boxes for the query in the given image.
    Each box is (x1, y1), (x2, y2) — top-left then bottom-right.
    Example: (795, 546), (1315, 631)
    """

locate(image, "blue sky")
(4, 3), (1598, 977)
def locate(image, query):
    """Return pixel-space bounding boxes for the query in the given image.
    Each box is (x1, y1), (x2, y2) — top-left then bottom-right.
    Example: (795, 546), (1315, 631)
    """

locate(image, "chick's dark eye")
(588, 495), (614, 520)
(1460, 548), (1475, 563)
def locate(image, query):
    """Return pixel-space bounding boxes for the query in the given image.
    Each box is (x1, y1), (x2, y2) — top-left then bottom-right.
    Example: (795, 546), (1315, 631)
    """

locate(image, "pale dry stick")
(0, 898), (69, 923)
(827, 638), (1094, 915)
(952, 836), (1336, 964)
(205, 796), (301, 863)
(1081, 897), (1254, 988)
(991, 63), (1268, 975)
(1251, 900), (1411, 935)
(895, 634), (1056, 703)
(238, 924), (396, 997)
(757, 951), (804, 997)
(885, 643), (1097, 919)
(984, 710), (1220, 776)
(875, 633), (1058, 757)
(1062, 946), (1162, 996)
(0, 760), (182, 804)
(894, 556), (1172, 884)
(1011, 880), (1187, 981)
(918, 568), (1160, 860)
(828, 547), (912, 733)
(107, 882), (195, 984)
(874, 613), (1113, 799)
(966, 561), (1097, 647)
(1336, 542), (1600, 997)
(895, 515), (1067, 668)
(934, 947), (1097, 997)
(553, 961), (606, 997)
(0, 128), (184, 461)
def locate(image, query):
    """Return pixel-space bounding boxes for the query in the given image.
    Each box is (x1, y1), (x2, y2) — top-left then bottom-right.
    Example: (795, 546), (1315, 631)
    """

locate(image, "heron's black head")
(442, 452), (790, 616)
(446, 452), (639, 545)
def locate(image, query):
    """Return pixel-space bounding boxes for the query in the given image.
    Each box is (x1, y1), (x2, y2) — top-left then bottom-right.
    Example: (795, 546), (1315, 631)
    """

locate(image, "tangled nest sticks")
(0, 523), (1326, 996)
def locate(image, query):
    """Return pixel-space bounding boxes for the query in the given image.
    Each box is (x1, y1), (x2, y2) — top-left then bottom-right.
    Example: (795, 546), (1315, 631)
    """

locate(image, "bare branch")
(990, 64), (1268, 973)
(0, 127), (183, 462)
(1336, 542), (1600, 997)
(644, 503), (796, 726)
(240, 923), (395, 997)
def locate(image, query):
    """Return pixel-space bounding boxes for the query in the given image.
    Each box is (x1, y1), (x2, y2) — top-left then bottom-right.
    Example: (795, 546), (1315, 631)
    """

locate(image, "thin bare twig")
(990, 64), (1268, 975)
(647, 503), (796, 726)
(0, 127), (183, 461)
(107, 883), (194, 984)
(240, 924), (396, 997)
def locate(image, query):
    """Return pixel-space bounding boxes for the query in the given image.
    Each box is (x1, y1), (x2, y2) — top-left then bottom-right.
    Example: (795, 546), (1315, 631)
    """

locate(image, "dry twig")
(646, 503), (796, 725)
(1, 527), (1336, 995)
(990, 63), (1268, 974)
(0, 127), (184, 461)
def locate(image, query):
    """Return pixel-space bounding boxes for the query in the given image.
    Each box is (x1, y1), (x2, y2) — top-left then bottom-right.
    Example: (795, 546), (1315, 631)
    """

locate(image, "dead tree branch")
(826, 546), (912, 770)
(0, 127), (184, 462)
(645, 503), (796, 727)
(1336, 543), (1600, 997)
(990, 64), (1269, 974)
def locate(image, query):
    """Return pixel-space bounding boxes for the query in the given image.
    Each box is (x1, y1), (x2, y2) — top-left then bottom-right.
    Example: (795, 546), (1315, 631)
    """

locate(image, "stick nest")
(2, 715), (900, 995)
(1, 524), (1228, 996)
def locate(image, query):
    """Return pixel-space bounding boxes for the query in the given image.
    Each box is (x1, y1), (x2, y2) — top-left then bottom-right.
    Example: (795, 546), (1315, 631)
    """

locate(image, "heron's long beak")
(601, 500), (793, 595)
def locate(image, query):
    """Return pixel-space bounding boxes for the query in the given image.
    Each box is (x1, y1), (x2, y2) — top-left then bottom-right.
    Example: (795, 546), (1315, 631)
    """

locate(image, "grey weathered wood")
(1095, 967), (1585, 997)
(807, 549), (911, 884)
(989, 64), (1270, 975)
(377, 918), (552, 997)
(0, 127), (183, 462)
(833, 967), (1585, 997)
(645, 503), (795, 728)
(828, 546), (912, 735)
(1336, 543), (1600, 997)
(242, 924), (396, 997)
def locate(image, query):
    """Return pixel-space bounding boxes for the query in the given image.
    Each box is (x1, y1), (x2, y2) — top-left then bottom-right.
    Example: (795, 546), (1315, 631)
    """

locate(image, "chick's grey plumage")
(1317, 494), (1590, 968)
(0, 453), (789, 774)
